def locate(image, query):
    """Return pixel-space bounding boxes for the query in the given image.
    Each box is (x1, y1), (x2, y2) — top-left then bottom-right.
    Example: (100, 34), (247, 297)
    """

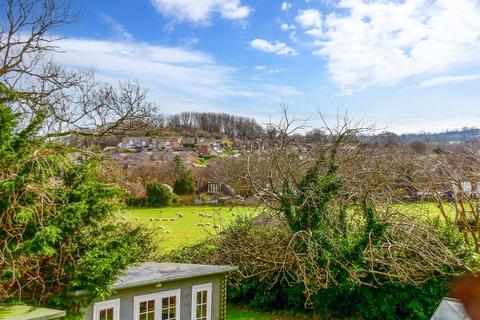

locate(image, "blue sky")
(54, 0), (480, 133)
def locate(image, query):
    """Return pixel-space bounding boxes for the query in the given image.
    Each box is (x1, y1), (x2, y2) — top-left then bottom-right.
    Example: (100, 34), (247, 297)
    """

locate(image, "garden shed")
(81, 262), (237, 320)
(0, 305), (65, 320)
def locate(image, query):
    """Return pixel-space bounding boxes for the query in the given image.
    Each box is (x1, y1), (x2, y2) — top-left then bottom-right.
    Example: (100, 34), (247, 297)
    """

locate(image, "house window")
(134, 290), (180, 320)
(191, 283), (212, 320)
(207, 184), (218, 193)
(93, 299), (119, 320)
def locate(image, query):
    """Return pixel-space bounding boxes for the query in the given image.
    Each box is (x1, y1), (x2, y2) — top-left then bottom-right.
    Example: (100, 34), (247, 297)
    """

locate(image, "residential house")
(83, 262), (237, 320)
(118, 137), (155, 149)
(195, 183), (235, 204)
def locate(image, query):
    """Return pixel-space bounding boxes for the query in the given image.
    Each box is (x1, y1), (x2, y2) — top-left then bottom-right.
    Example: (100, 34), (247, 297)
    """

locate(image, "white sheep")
(169, 218), (176, 221)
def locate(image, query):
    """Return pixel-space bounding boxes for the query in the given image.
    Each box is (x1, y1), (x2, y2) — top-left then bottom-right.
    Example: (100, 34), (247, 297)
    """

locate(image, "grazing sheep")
(178, 213), (184, 218)
(121, 216), (127, 220)
(207, 214), (213, 218)
(205, 222), (211, 226)
(155, 218), (161, 221)
(197, 223), (205, 227)
(135, 217), (140, 221)
(213, 224), (221, 229)
(164, 230), (172, 233)
(161, 218), (169, 221)
(158, 225), (165, 230)
(169, 218), (176, 221)
(149, 218), (154, 221)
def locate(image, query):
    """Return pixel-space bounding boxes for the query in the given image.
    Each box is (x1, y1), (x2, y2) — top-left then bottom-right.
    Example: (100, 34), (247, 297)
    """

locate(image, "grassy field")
(127, 202), (456, 251)
(393, 201), (456, 220)
(227, 306), (307, 320)
(126, 206), (259, 251)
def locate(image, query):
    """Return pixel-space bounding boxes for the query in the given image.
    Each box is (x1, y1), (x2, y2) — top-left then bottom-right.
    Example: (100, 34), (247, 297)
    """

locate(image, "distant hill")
(400, 128), (480, 144)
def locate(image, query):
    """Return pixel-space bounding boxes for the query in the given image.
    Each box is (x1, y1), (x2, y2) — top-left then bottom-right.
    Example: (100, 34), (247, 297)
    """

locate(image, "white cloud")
(100, 13), (133, 41)
(316, 0), (480, 94)
(296, 9), (323, 38)
(280, 23), (296, 31)
(254, 65), (284, 73)
(419, 75), (480, 88)
(151, 0), (251, 24)
(281, 2), (292, 11)
(51, 37), (300, 114)
(250, 39), (298, 56)
(296, 9), (322, 29)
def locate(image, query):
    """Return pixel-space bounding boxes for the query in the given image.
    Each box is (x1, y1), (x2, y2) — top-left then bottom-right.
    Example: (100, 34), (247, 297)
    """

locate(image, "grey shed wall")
(84, 274), (224, 320)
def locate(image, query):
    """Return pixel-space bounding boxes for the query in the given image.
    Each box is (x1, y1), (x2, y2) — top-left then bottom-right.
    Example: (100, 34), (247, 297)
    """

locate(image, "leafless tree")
(1, 0), (157, 138)
(201, 108), (471, 303)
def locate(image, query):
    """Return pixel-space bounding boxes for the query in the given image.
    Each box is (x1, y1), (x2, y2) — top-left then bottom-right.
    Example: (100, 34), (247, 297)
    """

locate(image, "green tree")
(172, 155), (195, 195)
(0, 85), (155, 318)
(145, 182), (178, 207)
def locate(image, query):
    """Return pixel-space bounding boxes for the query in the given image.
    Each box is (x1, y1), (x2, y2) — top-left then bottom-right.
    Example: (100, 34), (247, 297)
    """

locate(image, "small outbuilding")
(82, 262), (237, 320)
(430, 297), (470, 320)
(0, 305), (65, 320)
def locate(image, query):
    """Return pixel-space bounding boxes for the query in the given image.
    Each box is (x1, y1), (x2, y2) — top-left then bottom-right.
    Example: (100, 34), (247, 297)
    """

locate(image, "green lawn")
(126, 206), (259, 251)
(227, 306), (307, 320)
(393, 201), (456, 220)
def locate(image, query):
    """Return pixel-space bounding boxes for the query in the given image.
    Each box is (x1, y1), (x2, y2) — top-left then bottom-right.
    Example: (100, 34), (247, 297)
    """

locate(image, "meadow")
(126, 201), (456, 253)
(126, 206), (260, 251)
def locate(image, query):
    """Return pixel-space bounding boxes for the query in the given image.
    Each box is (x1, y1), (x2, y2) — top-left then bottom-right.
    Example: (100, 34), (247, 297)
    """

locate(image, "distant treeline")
(400, 127), (480, 144)
(154, 112), (264, 139)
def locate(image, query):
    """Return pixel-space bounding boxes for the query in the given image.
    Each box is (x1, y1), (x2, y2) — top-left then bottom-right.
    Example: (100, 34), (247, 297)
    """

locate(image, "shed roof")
(0, 305), (65, 320)
(112, 262), (238, 290)
(430, 298), (470, 320)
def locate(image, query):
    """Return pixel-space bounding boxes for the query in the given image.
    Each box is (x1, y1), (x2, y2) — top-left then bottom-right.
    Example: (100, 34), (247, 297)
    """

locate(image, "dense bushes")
(226, 274), (450, 320)
(173, 173), (195, 195)
(0, 88), (155, 316)
(164, 213), (475, 320)
(145, 182), (178, 207)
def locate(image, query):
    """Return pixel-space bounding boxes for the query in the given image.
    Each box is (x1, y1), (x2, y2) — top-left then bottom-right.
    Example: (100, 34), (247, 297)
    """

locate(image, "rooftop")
(112, 262), (238, 290)
(0, 305), (65, 320)
(430, 297), (470, 320)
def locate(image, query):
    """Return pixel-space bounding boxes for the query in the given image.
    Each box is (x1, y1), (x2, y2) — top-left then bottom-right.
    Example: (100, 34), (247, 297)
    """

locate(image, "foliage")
(145, 182), (178, 207)
(172, 155), (195, 195)
(0, 85), (155, 318)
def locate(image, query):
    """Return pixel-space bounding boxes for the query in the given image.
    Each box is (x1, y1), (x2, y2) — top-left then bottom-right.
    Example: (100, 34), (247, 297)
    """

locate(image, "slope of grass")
(227, 306), (308, 320)
(126, 206), (259, 251)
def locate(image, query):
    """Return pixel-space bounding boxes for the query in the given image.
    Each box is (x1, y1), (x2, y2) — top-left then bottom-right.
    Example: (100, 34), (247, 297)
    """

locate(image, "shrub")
(173, 173), (195, 195)
(146, 182), (178, 207)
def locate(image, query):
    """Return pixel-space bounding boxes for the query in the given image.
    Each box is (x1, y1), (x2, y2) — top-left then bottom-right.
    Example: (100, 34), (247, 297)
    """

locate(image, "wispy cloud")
(150, 0), (251, 25)
(280, 23), (295, 31)
(310, 0), (480, 94)
(52, 37), (300, 114)
(250, 39), (298, 56)
(255, 65), (284, 73)
(100, 13), (133, 41)
(419, 75), (480, 88)
(281, 2), (292, 12)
